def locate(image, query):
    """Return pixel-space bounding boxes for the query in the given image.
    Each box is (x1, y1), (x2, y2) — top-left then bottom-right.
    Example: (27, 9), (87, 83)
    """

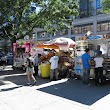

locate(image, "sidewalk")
(0, 66), (110, 110)
(0, 80), (91, 110)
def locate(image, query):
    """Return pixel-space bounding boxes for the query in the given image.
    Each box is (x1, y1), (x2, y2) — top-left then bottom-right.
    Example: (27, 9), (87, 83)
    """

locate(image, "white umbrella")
(45, 37), (75, 44)
(44, 37), (75, 51)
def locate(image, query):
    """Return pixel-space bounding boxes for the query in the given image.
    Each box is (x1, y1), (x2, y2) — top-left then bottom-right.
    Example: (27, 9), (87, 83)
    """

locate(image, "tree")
(0, 0), (79, 43)
(102, 0), (110, 14)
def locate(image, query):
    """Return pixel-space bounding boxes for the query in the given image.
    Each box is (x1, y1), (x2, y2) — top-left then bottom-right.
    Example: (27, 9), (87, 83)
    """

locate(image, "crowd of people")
(23, 46), (106, 87)
(24, 51), (60, 85)
(0, 47), (106, 87)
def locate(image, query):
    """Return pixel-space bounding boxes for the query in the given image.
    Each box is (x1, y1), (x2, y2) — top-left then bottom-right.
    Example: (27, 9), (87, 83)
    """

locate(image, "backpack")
(27, 58), (34, 68)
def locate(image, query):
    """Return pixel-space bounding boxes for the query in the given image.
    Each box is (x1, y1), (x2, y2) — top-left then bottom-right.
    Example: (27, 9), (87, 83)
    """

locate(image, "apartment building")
(36, 0), (110, 41)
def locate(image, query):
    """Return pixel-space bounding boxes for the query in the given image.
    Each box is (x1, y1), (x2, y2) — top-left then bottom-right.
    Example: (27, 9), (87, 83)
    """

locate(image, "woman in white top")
(94, 51), (104, 86)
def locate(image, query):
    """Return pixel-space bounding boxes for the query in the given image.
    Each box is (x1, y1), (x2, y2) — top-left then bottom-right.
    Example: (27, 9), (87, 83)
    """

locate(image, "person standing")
(25, 54), (36, 86)
(33, 54), (41, 76)
(94, 51), (104, 86)
(1, 54), (7, 69)
(82, 48), (91, 85)
(95, 45), (102, 57)
(49, 53), (59, 81)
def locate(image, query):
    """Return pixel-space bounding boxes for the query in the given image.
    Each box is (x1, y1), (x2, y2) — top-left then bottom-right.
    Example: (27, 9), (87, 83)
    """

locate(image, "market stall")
(88, 38), (110, 79)
(13, 39), (36, 69)
(74, 35), (110, 79)
(36, 37), (75, 78)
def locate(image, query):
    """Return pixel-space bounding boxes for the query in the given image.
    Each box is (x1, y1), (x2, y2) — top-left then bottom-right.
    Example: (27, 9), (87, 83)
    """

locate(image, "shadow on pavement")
(0, 68), (50, 93)
(0, 67), (50, 87)
(37, 78), (110, 105)
(1, 67), (110, 106)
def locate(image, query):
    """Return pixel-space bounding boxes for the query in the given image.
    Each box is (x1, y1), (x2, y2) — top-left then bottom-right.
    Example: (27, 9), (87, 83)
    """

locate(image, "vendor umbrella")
(45, 37), (75, 45)
(37, 37), (75, 51)
(45, 37), (75, 48)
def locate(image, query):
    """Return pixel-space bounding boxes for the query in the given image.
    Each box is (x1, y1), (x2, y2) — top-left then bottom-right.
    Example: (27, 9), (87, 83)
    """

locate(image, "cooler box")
(40, 62), (50, 78)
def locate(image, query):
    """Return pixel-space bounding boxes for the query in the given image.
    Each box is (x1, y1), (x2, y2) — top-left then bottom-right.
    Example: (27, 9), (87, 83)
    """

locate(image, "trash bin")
(40, 62), (50, 78)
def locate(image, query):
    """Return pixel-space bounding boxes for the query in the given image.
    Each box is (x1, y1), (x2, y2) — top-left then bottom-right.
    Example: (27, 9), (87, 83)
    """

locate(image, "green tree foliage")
(0, 0), (79, 42)
(102, 0), (110, 14)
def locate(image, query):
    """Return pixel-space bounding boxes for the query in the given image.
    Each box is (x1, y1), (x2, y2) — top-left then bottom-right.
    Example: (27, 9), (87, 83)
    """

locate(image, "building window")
(108, 23), (110, 30)
(96, 0), (102, 9)
(71, 28), (74, 34)
(60, 29), (68, 35)
(101, 23), (109, 31)
(74, 27), (79, 34)
(79, 0), (94, 18)
(86, 25), (93, 32)
(82, 26), (86, 33)
(37, 32), (48, 38)
(89, 1), (94, 15)
(78, 27), (82, 34)
(97, 21), (110, 31)
(80, 0), (87, 11)
(72, 24), (93, 34)
(90, 1), (94, 8)
(96, 0), (102, 14)
(97, 24), (101, 32)
(52, 31), (60, 37)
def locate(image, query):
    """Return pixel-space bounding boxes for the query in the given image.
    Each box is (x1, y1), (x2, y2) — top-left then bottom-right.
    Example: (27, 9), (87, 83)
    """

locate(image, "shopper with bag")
(25, 54), (36, 86)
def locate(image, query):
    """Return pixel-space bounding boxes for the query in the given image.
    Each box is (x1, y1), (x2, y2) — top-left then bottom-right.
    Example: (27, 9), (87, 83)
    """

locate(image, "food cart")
(88, 38), (110, 79)
(13, 39), (36, 69)
(74, 39), (90, 78)
(37, 37), (75, 78)
(74, 35), (110, 79)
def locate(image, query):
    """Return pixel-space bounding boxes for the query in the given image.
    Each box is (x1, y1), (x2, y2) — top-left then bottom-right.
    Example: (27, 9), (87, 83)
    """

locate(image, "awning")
(87, 35), (103, 40)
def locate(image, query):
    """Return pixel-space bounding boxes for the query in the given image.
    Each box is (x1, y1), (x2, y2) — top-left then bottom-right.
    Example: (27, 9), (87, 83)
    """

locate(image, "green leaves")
(0, 0), (78, 41)
(102, 0), (110, 14)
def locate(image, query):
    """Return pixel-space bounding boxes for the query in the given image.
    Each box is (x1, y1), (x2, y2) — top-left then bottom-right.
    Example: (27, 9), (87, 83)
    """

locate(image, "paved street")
(0, 66), (110, 110)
